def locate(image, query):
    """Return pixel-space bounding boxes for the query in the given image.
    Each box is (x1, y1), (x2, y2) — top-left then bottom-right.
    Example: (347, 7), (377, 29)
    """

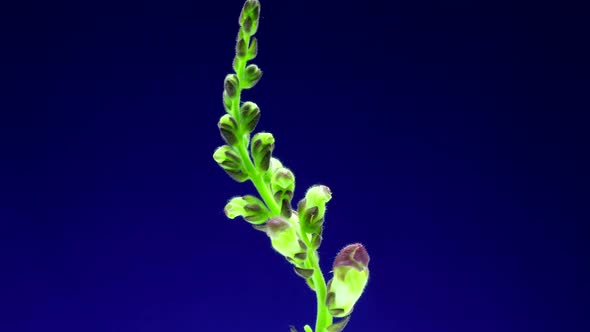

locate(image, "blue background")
(1, 0), (588, 331)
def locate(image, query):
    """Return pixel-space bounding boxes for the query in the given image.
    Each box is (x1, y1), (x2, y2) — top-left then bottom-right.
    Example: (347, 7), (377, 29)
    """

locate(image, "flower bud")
(224, 74), (239, 98)
(239, 101), (260, 133)
(224, 195), (269, 224)
(213, 145), (248, 182)
(265, 217), (306, 262)
(222, 90), (233, 113)
(236, 37), (247, 58)
(297, 185), (332, 233)
(218, 114), (239, 145)
(263, 157), (283, 183)
(326, 243), (370, 318)
(239, 0), (260, 35)
(247, 37), (258, 60)
(251, 132), (274, 172)
(271, 167), (295, 218)
(242, 64), (262, 89)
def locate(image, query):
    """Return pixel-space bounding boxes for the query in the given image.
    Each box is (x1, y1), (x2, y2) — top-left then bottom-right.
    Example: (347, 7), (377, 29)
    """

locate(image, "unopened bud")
(224, 195), (269, 224)
(239, 0), (260, 35)
(251, 132), (274, 172)
(218, 114), (239, 145)
(271, 167), (295, 217)
(297, 185), (332, 233)
(242, 64), (262, 89)
(265, 217), (305, 262)
(224, 74), (239, 98)
(213, 145), (248, 182)
(247, 37), (258, 60)
(236, 38), (247, 58)
(271, 168), (295, 199)
(326, 243), (370, 318)
(263, 157), (283, 183)
(223, 91), (233, 113)
(239, 101), (260, 133)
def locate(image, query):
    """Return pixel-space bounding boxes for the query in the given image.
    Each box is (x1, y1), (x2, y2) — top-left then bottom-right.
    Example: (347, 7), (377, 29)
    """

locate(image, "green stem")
(231, 35), (332, 332)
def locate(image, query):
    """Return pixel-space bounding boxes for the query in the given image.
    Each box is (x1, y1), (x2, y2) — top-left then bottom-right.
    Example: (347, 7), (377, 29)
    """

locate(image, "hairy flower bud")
(265, 217), (306, 262)
(326, 243), (370, 317)
(251, 132), (274, 172)
(242, 64), (262, 89)
(297, 185), (332, 233)
(247, 37), (258, 60)
(224, 195), (269, 224)
(224, 74), (239, 98)
(222, 90), (233, 113)
(236, 37), (247, 58)
(263, 157), (283, 183)
(213, 145), (248, 182)
(271, 167), (295, 218)
(239, 101), (260, 133)
(239, 0), (260, 35)
(218, 114), (239, 145)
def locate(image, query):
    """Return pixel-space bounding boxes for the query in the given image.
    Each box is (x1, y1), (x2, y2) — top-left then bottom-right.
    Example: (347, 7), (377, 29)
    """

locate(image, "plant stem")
(232, 36), (332, 332)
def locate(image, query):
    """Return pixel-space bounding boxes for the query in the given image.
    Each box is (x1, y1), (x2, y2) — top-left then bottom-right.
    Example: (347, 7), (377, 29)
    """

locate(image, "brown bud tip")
(333, 243), (370, 271)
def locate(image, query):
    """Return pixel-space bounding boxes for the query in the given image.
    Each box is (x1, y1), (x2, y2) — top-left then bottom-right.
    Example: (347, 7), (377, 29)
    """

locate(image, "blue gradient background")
(1, 0), (588, 331)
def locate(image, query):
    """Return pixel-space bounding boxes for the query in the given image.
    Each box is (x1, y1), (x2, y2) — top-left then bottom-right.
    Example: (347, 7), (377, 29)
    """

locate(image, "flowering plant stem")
(213, 2), (369, 331)
(234, 51), (332, 332)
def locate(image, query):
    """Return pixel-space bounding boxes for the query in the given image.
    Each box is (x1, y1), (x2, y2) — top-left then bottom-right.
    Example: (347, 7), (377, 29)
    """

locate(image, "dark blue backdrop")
(1, 0), (588, 331)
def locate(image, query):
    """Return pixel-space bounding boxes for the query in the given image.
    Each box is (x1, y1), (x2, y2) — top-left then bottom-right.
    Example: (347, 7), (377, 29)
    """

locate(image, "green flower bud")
(242, 64), (262, 89)
(213, 145), (248, 182)
(218, 114), (239, 145)
(271, 167), (295, 218)
(236, 38), (247, 58)
(239, 101), (260, 133)
(263, 157), (283, 183)
(265, 217), (306, 262)
(251, 132), (274, 172)
(222, 90), (233, 113)
(297, 185), (332, 233)
(224, 195), (269, 224)
(239, 0), (260, 35)
(224, 74), (239, 98)
(247, 37), (258, 60)
(326, 243), (370, 318)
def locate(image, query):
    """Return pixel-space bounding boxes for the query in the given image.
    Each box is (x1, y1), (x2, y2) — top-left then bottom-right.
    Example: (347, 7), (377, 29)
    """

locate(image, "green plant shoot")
(213, 1), (370, 331)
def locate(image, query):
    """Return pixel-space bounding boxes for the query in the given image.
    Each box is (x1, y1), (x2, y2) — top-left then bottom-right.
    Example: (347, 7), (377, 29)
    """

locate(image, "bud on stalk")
(271, 167), (295, 218)
(297, 185), (332, 234)
(326, 243), (370, 318)
(218, 114), (239, 145)
(242, 64), (262, 89)
(224, 195), (269, 224)
(213, 145), (248, 182)
(251, 132), (275, 172)
(264, 217), (306, 262)
(239, 101), (261, 133)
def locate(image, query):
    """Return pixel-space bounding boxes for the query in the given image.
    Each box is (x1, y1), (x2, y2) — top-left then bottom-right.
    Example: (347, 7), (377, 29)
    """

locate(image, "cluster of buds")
(297, 185), (332, 234)
(214, 1), (372, 330)
(234, 0), (262, 89)
(326, 243), (370, 318)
